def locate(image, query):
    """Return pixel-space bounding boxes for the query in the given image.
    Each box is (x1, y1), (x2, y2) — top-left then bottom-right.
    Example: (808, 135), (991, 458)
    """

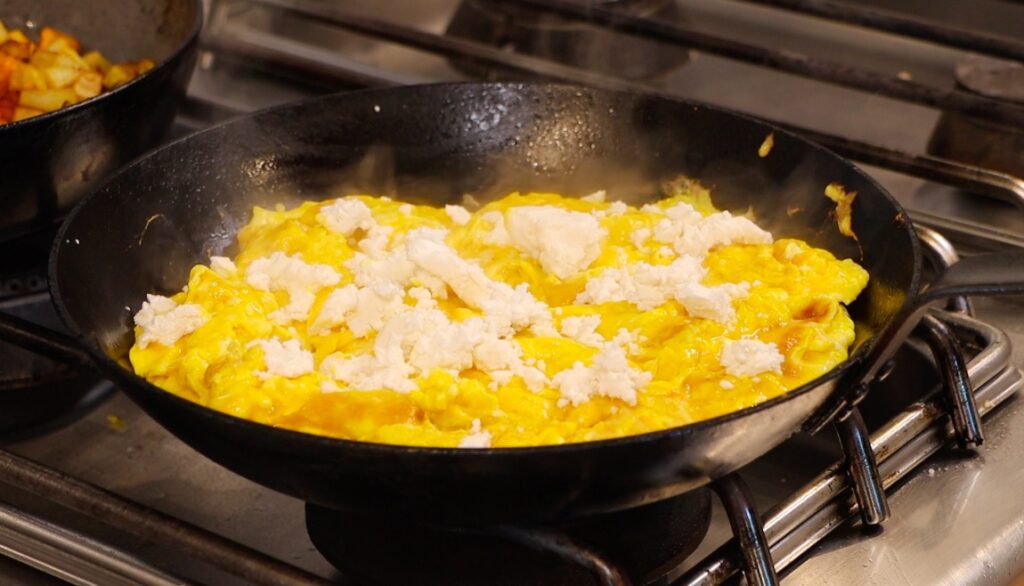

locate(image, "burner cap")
(954, 53), (1024, 104)
(307, 488), (711, 586)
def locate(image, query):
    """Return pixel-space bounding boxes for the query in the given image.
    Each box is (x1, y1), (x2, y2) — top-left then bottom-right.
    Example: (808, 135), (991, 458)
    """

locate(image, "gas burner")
(0, 292), (111, 441)
(306, 488), (710, 586)
(445, 0), (689, 81)
(927, 54), (1024, 178)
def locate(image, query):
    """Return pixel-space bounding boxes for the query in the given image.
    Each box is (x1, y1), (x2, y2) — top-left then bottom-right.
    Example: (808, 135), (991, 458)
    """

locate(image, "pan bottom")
(306, 488), (711, 585)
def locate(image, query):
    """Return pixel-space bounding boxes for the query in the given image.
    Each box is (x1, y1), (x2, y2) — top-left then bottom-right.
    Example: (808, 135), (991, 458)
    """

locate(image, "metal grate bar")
(219, 1), (1024, 214)
(506, 0), (1024, 128)
(249, 0), (646, 92)
(0, 451), (333, 586)
(772, 123), (1024, 209)
(675, 311), (1021, 585)
(203, 29), (402, 90)
(735, 0), (1024, 63)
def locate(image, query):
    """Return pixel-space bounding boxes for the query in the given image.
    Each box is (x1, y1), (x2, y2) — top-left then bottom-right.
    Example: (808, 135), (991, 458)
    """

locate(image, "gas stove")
(2, 1), (1024, 584)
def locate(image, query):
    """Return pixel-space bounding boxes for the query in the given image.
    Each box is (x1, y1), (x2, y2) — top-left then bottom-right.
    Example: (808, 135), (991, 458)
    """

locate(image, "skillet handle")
(0, 311), (95, 369)
(804, 251), (1024, 433)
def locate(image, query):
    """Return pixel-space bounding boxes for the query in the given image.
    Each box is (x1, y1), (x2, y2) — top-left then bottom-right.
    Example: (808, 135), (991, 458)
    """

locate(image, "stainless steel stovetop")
(2, 1), (1024, 584)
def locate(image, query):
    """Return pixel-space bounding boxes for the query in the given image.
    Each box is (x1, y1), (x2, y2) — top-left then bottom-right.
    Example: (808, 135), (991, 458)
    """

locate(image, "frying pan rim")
(0, 0), (204, 134)
(48, 81), (922, 457)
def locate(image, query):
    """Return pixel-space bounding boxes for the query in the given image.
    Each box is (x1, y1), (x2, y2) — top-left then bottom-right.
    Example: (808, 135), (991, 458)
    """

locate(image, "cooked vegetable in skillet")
(0, 18), (154, 124)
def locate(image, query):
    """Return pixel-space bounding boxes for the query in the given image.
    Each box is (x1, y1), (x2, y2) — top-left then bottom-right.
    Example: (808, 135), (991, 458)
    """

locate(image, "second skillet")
(0, 83), (1022, 527)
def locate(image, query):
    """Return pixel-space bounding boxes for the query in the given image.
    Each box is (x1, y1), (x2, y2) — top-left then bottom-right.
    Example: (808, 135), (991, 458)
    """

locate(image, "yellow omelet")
(129, 189), (869, 448)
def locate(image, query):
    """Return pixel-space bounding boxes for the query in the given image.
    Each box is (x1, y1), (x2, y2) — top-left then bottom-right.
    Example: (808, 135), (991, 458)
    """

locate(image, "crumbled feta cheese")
(399, 203), (413, 215)
(310, 281), (406, 337)
(720, 380), (734, 390)
(134, 294), (206, 348)
(674, 212), (772, 257)
(320, 352), (416, 393)
(575, 256), (749, 323)
(674, 281), (750, 323)
(607, 201), (628, 216)
(560, 315), (604, 347)
(253, 338), (314, 378)
(647, 202), (772, 257)
(581, 190), (607, 203)
(658, 246), (674, 257)
(358, 224), (393, 257)
(482, 211), (511, 246)
(720, 339), (784, 377)
(458, 419), (492, 448)
(552, 338), (651, 407)
(445, 204), (471, 225)
(209, 256), (237, 277)
(504, 206), (606, 279)
(317, 198), (375, 236)
(246, 252), (341, 324)
(631, 228), (651, 248)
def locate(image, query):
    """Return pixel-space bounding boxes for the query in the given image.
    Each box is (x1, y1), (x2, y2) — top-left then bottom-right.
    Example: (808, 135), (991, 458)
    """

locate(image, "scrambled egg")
(129, 189), (868, 448)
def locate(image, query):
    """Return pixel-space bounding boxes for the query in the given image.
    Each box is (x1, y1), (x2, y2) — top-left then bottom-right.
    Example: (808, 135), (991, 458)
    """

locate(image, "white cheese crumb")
(720, 380), (734, 390)
(575, 256), (749, 323)
(581, 190), (607, 203)
(560, 315), (604, 347)
(720, 339), (784, 377)
(246, 252), (341, 324)
(252, 338), (314, 378)
(209, 256), (237, 277)
(458, 419), (492, 448)
(133, 294), (206, 348)
(607, 201), (628, 216)
(399, 203), (413, 215)
(320, 352), (416, 393)
(373, 104), (381, 113)
(505, 206), (606, 279)
(317, 198), (375, 237)
(658, 246), (674, 257)
(444, 204), (471, 225)
(310, 281), (405, 337)
(482, 211), (511, 246)
(551, 337), (651, 407)
(632, 228), (651, 248)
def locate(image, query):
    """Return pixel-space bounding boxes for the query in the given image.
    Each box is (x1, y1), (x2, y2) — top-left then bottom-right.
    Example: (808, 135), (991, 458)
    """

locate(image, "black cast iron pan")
(0, 83), (1022, 526)
(0, 0), (202, 242)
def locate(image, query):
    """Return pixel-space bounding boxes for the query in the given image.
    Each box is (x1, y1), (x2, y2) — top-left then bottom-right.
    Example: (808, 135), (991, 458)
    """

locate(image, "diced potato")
(29, 50), (57, 69)
(0, 19), (8, 44)
(12, 105), (42, 121)
(9, 65), (47, 91)
(73, 71), (101, 100)
(102, 63), (136, 90)
(19, 88), (78, 111)
(82, 50), (111, 74)
(55, 46), (89, 70)
(39, 27), (80, 53)
(138, 59), (155, 75)
(45, 66), (80, 89)
(8, 30), (28, 44)
(0, 39), (32, 60)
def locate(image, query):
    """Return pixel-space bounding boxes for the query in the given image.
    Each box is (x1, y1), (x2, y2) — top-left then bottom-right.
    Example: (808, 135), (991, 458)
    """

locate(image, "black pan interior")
(49, 84), (920, 522)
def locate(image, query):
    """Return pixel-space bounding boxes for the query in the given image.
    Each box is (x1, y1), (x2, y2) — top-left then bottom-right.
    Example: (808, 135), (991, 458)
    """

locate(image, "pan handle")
(0, 311), (95, 369)
(805, 251), (1024, 433)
